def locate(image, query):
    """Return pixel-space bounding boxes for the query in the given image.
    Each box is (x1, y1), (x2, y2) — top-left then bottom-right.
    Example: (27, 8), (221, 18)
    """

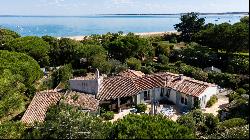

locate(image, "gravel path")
(203, 90), (230, 116)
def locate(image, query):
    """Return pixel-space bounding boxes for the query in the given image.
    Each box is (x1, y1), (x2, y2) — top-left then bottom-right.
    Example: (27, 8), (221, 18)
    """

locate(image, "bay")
(0, 14), (246, 37)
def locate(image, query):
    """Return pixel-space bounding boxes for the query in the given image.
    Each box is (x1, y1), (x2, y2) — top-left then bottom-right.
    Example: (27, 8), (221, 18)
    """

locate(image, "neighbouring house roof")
(97, 76), (140, 101)
(21, 90), (62, 124)
(204, 66), (221, 73)
(96, 70), (217, 100)
(21, 90), (100, 124)
(61, 91), (99, 111)
(118, 69), (145, 79)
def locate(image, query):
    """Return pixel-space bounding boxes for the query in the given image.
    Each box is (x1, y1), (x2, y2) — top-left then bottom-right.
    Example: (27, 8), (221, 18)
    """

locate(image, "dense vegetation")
(0, 50), (42, 122)
(0, 13), (249, 139)
(110, 114), (195, 139)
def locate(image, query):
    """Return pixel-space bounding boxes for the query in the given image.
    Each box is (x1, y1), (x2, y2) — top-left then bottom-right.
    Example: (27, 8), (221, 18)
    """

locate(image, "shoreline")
(57, 31), (179, 41)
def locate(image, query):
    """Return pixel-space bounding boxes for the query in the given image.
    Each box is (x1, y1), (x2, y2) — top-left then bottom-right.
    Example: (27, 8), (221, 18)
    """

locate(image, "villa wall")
(135, 86), (217, 110)
(198, 86), (218, 108)
(168, 89), (177, 104)
(69, 79), (101, 94)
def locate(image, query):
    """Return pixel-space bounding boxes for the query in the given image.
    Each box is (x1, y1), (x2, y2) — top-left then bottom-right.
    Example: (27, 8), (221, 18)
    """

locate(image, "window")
(181, 96), (184, 104)
(166, 89), (171, 98)
(185, 98), (188, 105)
(181, 94), (188, 105)
(144, 91), (150, 100)
(160, 88), (164, 97)
(204, 95), (206, 104)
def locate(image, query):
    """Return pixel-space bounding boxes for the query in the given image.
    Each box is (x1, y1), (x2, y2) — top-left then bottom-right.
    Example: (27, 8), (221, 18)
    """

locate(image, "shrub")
(242, 84), (249, 91)
(206, 95), (218, 107)
(110, 114), (195, 139)
(141, 66), (154, 74)
(228, 92), (241, 102)
(135, 104), (147, 113)
(101, 111), (115, 120)
(163, 33), (180, 43)
(0, 121), (26, 139)
(218, 118), (247, 131)
(155, 41), (173, 56)
(177, 114), (196, 132)
(208, 125), (249, 139)
(204, 113), (219, 134)
(158, 54), (169, 64)
(235, 88), (247, 95)
(126, 57), (142, 70)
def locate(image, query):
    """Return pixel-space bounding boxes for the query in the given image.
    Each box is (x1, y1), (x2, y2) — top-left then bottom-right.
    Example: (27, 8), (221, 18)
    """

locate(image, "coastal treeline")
(0, 13), (249, 139)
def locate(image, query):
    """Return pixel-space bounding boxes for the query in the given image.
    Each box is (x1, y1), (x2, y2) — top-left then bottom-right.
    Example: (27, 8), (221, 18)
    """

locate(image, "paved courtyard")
(203, 89), (230, 116)
(110, 89), (230, 122)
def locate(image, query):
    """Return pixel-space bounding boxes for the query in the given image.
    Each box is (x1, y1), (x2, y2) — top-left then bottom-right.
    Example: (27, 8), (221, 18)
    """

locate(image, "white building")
(69, 69), (218, 111)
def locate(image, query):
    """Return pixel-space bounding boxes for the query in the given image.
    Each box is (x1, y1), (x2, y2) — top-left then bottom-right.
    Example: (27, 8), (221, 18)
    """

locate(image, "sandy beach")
(57, 31), (178, 41)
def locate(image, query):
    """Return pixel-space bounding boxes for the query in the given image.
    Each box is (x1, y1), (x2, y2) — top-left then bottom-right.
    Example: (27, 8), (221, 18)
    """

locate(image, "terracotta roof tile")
(21, 90), (62, 124)
(97, 76), (139, 100)
(133, 74), (165, 91)
(96, 70), (216, 100)
(61, 91), (99, 111)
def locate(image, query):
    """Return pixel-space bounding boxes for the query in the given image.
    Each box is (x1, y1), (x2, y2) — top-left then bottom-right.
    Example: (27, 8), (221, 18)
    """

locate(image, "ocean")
(0, 14), (246, 37)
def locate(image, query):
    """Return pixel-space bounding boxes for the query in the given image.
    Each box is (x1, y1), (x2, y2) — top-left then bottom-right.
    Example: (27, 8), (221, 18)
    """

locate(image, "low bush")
(126, 57), (142, 70)
(208, 125), (249, 139)
(228, 92), (241, 102)
(206, 95), (218, 107)
(158, 54), (169, 64)
(235, 88), (247, 95)
(135, 104), (147, 113)
(217, 118), (247, 131)
(101, 111), (114, 120)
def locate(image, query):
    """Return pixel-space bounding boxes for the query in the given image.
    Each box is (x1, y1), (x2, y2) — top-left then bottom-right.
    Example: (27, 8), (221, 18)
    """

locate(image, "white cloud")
(112, 0), (133, 4)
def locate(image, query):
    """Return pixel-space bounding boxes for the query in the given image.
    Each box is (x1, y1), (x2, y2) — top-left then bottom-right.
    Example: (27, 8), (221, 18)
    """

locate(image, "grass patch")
(206, 95), (218, 107)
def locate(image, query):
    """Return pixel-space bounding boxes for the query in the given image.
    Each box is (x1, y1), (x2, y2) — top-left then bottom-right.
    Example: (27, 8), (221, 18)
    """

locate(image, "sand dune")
(57, 31), (179, 41)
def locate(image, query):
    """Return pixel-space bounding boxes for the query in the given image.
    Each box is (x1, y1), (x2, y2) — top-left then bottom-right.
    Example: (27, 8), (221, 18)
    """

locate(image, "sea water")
(0, 14), (246, 37)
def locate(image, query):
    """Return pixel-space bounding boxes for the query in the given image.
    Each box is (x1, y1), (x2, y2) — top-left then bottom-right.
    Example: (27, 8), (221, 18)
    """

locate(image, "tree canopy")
(195, 20), (249, 53)
(0, 50), (42, 121)
(0, 50), (42, 87)
(110, 114), (195, 139)
(174, 12), (205, 42)
(4, 36), (50, 67)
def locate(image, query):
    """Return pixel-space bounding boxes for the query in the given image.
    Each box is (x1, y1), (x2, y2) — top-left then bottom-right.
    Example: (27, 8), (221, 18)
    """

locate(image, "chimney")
(179, 74), (184, 80)
(95, 68), (100, 79)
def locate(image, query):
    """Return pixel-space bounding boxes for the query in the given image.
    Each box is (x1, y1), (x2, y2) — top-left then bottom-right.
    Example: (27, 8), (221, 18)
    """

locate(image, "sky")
(0, 0), (249, 16)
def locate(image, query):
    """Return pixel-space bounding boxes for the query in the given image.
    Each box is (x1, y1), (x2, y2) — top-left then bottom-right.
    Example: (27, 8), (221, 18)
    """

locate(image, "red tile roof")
(133, 74), (165, 91)
(21, 90), (62, 124)
(61, 91), (99, 111)
(97, 76), (139, 101)
(96, 71), (216, 100)
(21, 91), (100, 124)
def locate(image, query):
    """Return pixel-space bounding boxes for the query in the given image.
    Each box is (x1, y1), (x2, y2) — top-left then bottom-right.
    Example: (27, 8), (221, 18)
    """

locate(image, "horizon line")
(0, 11), (248, 17)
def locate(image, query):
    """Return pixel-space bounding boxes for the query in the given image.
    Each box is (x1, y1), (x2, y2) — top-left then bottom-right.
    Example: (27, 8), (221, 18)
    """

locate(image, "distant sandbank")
(57, 31), (179, 41)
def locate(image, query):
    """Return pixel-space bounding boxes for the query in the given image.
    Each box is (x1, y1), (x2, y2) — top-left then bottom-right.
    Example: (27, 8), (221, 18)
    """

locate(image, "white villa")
(21, 69), (218, 124)
(69, 69), (218, 111)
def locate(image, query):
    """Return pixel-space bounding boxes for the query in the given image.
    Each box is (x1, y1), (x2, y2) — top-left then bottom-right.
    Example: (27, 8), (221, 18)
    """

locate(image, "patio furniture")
(160, 107), (175, 116)
(130, 108), (137, 113)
